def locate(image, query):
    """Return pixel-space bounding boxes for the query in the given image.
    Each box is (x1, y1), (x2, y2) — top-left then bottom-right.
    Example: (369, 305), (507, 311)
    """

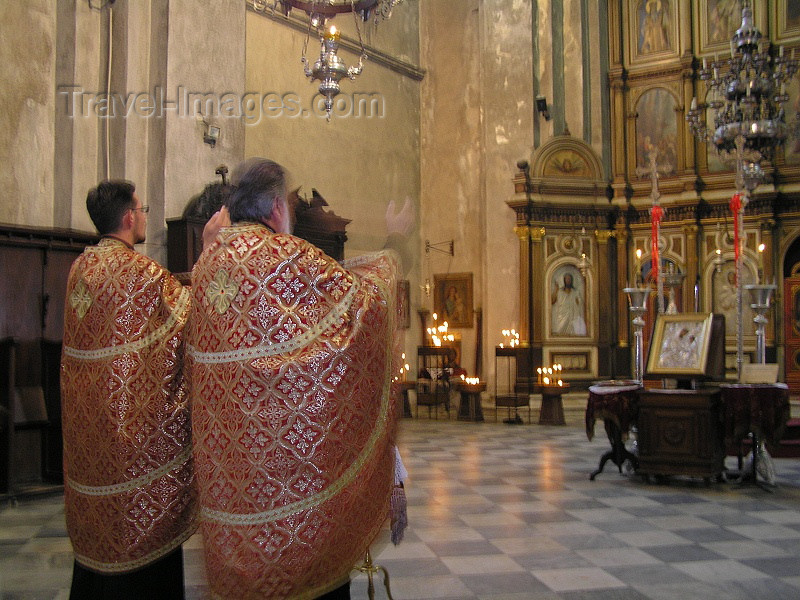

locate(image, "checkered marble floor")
(3, 417), (800, 599)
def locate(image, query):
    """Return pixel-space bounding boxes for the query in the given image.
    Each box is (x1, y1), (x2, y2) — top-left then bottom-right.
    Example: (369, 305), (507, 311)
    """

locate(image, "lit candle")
(758, 242), (765, 283)
(543, 376), (550, 386)
(325, 25), (340, 41)
(635, 248), (643, 284)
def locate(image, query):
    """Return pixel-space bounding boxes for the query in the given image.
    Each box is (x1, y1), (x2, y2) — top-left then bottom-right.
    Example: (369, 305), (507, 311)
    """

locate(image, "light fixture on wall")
(535, 95), (551, 121)
(686, 0), (798, 379)
(422, 239), (454, 299)
(251, 0), (405, 120)
(203, 122), (220, 148)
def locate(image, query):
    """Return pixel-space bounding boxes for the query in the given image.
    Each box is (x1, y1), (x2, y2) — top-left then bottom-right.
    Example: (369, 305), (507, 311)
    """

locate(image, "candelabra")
(623, 286), (652, 383)
(252, 0), (406, 120)
(744, 282), (777, 364)
(686, 0), (798, 379)
(663, 268), (686, 314)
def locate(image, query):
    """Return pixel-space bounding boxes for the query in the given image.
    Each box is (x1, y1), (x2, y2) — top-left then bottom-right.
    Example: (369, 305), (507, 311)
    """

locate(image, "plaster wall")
(419, 0), (484, 374)
(0, 2), (56, 227)
(420, 0), (610, 382)
(158, 0), (246, 261)
(243, 8), (422, 356)
(480, 0), (536, 381)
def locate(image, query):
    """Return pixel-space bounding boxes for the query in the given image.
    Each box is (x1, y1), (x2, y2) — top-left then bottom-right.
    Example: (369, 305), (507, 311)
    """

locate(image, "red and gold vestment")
(188, 224), (400, 599)
(61, 237), (197, 573)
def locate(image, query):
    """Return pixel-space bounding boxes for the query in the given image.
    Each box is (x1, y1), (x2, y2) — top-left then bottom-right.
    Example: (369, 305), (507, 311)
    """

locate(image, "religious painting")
(774, 0), (800, 42)
(783, 72), (800, 166)
(635, 88), (677, 175)
(706, 0), (740, 45)
(637, 0), (673, 55)
(704, 101), (728, 172)
(712, 260), (755, 338)
(433, 273), (473, 329)
(646, 313), (715, 376)
(398, 279), (410, 329)
(549, 264), (588, 338)
(696, 0), (764, 55)
(627, 0), (682, 65)
(542, 149), (591, 178)
(549, 351), (591, 375)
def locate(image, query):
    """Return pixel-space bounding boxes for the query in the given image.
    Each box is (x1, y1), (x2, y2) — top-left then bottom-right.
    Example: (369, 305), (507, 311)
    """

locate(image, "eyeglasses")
(131, 205), (150, 213)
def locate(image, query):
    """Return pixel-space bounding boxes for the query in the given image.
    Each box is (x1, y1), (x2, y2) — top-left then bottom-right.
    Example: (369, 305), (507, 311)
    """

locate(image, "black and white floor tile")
(3, 412), (800, 599)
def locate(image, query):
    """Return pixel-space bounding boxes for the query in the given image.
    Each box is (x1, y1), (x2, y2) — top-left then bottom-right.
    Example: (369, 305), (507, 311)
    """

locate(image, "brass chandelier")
(686, 0), (798, 188)
(252, 0), (405, 119)
(686, 0), (799, 379)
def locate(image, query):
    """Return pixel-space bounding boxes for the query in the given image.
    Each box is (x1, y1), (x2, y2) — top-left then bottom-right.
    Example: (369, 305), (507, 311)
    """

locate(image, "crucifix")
(636, 147), (672, 314)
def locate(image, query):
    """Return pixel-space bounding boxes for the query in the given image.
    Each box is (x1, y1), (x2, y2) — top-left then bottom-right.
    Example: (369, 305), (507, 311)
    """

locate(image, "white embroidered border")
(188, 278), (360, 364)
(66, 445), (192, 497)
(201, 273), (397, 527)
(63, 287), (191, 361)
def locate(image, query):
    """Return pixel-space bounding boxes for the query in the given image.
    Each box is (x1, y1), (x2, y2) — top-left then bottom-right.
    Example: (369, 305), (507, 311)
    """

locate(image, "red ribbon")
(651, 204), (663, 284)
(729, 193), (741, 283)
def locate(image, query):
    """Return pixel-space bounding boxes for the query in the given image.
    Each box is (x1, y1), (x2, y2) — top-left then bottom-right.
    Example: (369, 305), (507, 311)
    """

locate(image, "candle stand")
(624, 287), (652, 383)
(744, 283), (776, 364)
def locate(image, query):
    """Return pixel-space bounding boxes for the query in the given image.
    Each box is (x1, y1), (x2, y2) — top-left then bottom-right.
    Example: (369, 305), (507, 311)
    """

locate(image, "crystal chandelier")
(252, 0), (404, 119)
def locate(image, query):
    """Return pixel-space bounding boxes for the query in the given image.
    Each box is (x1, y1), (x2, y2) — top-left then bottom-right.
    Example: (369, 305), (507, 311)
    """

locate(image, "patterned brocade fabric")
(188, 225), (400, 599)
(61, 238), (197, 573)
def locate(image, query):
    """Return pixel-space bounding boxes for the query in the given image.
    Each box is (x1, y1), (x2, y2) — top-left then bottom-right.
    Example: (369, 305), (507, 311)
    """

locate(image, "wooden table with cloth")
(585, 382), (641, 480)
(720, 383), (792, 487)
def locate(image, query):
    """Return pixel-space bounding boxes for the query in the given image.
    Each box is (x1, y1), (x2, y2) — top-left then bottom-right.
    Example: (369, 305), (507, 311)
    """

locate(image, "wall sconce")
(536, 95), (551, 121)
(203, 121), (220, 148)
(578, 252), (590, 277)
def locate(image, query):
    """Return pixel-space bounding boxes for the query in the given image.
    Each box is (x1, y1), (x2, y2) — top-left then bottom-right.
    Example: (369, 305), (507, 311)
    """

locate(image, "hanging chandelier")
(252, 0), (405, 119)
(686, 0), (798, 189)
(686, 0), (799, 381)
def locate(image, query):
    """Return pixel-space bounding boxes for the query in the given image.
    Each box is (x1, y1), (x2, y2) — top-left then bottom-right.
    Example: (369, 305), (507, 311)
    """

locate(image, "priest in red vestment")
(188, 158), (409, 599)
(61, 180), (226, 599)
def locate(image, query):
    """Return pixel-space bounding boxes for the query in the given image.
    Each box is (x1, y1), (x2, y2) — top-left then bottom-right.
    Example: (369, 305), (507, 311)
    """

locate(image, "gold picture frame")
(695, 0), (766, 56)
(626, 0), (682, 65)
(646, 312), (715, 377)
(775, 0), (800, 43)
(433, 273), (473, 329)
(397, 280), (410, 329)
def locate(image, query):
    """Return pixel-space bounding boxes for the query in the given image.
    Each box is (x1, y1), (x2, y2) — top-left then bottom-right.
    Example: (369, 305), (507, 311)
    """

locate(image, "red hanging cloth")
(651, 204), (663, 284)
(729, 193), (742, 283)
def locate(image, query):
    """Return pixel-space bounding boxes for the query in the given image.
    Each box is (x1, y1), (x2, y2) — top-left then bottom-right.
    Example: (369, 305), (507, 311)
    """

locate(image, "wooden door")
(783, 276), (800, 395)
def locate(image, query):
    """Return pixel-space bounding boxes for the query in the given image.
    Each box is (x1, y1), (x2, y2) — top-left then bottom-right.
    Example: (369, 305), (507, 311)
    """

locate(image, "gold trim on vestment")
(73, 524), (195, 574)
(63, 286), (191, 360)
(188, 278), (360, 363)
(66, 445), (192, 497)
